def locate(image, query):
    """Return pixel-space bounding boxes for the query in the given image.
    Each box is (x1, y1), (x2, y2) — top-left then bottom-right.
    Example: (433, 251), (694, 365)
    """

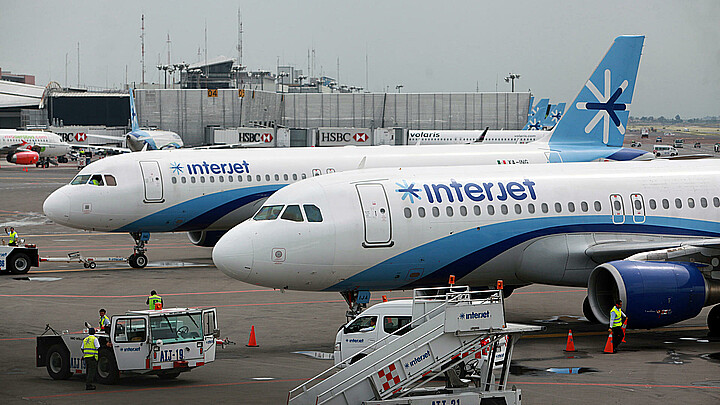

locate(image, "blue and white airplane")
(522, 98), (549, 130)
(89, 89), (184, 152)
(542, 103), (566, 130)
(212, 158), (720, 333)
(43, 35), (649, 269)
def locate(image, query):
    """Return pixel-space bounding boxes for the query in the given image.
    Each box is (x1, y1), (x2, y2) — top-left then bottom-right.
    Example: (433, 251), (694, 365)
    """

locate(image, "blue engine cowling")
(588, 260), (708, 329)
(187, 230), (227, 247)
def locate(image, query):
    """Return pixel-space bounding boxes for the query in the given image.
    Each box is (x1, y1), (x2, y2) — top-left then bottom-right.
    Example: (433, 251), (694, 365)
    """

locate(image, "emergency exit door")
(356, 184), (393, 247)
(140, 161), (164, 202)
(629, 193), (646, 223)
(610, 194), (625, 224)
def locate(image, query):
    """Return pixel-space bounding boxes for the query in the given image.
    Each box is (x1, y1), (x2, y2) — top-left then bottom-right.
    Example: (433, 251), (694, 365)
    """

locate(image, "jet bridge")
(288, 287), (541, 405)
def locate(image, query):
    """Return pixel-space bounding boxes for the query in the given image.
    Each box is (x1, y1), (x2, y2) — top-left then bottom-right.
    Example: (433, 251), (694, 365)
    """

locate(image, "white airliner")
(43, 35), (649, 269)
(406, 128), (551, 145)
(212, 159), (720, 333)
(0, 130), (71, 166)
(88, 89), (184, 152)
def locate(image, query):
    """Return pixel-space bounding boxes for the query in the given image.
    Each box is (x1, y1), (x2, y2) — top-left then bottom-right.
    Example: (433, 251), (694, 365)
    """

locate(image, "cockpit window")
(71, 174), (91, 185)
(303, 205), (323, 222)
(253, 205), (284, 220)
(281, 205), (304, 222)
(89, 174), (104, 186)
(104, 175), (117, 186)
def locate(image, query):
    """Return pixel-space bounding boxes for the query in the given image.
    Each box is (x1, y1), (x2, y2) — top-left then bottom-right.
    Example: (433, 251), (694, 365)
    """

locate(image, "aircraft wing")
(661, 154), (715, 160)
(586, 238), (720, 263)
(72, 144), (131, 153)
(87, 133), (126, 142)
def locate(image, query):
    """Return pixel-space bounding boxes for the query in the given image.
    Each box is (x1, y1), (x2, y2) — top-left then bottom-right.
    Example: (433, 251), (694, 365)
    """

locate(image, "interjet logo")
(353, 133), (368, 142)
(550, 109), (563, 123)
(395, 178), (537, 204)
(576, 69), (629, 144)
(172, 160), (251, 175)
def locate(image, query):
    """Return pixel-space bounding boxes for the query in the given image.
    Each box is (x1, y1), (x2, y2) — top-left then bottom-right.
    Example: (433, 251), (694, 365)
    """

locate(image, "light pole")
(504, 73), (520, 92)
(395, 84), (404, 93)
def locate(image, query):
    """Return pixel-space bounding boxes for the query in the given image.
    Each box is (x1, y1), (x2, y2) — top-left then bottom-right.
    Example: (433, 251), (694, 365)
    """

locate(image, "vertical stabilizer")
(549, 36), (644, 147)
(523, 98), (549, 130)
(129, 89), (140, 132)
(543, 102), (566, 129)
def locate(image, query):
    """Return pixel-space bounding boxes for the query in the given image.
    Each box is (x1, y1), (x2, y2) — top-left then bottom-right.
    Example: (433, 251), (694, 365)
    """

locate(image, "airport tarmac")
(1, 162), (720, 404)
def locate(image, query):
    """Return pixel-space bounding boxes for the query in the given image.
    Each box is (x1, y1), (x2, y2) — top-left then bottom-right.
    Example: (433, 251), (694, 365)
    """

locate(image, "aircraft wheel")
(708, 305), (720, 336)
(89, 262), (97, 269)
(134, 254), (148, 269)
(583, 296), (600, 324)
(46, 344), (72, 380)
(83, 262), (90, 269)
(128, 253), (139, 268)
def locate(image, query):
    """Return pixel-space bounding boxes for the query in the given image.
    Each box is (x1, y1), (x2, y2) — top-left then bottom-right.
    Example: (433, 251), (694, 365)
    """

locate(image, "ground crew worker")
(609, 299), (627, 353)
(5, 227), (18, 246)
(82, 328), (100, 390)
(98, 309), (111, 333)
(146, 290), (163, 310)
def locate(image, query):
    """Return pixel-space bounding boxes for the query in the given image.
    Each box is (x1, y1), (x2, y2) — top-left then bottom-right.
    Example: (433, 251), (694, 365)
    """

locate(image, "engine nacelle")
(187, 230), (227, 247)
(588, 260), (720, 329)
(7, 150), (40, 165)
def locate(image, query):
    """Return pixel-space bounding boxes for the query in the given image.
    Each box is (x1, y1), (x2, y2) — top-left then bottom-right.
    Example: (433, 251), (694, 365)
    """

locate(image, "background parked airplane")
(43, 35), (648, 268)
(0, 129), (71, 166)
(212, 159), (720, 334)
(522, 98), (549, 130)
(88, 89), (184, 152)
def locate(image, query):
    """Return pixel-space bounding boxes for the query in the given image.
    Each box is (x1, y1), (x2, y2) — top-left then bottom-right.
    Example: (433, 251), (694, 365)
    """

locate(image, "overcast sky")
(2, 1), (718, 118)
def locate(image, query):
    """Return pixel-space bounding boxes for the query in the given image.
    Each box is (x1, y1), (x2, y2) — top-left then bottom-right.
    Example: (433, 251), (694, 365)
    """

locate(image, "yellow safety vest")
(99, 315), (110, 329)
(610, 306), (623, 328)
(8, 231), (17, 244)
(82, 335), (99, 359)
(148, 295), (162, 310)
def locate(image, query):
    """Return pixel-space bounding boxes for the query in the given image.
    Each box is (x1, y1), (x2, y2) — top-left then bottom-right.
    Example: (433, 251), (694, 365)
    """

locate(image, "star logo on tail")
(576, 69), (629, 144)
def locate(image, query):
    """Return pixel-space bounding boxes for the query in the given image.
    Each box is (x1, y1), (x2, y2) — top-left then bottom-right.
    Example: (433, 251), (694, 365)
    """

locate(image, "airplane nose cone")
(43, 188), (70, 225)
(213, 231), (254, 283)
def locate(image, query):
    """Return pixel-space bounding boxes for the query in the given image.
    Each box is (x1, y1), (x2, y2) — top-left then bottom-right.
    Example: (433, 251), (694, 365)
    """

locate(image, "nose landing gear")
(128, 232), (150, 269)
(340, 290), (371, 322)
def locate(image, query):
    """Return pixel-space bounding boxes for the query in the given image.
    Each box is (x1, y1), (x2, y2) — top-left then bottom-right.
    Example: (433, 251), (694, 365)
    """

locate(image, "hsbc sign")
(212, 128), (276, 147)
(317, 128), (371, 147)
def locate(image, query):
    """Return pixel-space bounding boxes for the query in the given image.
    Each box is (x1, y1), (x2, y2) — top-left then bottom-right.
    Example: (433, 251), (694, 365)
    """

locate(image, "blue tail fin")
(549, 35), (644, 147)
(523, 98), (549, 130)
(129, 89), (140, 132)
(542, 102), (566, 128)
(527, 96), (534, 119)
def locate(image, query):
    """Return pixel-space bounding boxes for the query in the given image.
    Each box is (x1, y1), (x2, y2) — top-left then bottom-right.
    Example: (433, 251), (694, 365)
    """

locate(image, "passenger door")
(356, 184), (392, 247)
(111, 316), (150, 370)
(140, 161), (164, 202)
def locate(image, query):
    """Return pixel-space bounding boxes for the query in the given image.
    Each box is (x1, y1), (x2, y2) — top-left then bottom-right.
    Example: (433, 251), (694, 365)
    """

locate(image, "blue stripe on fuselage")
(114, 184), (284, 232)
(323, 215), (720, 292)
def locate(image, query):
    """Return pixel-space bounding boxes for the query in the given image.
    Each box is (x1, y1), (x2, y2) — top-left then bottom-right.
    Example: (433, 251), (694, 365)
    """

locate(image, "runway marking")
(523, 325), (710, 339)
(0, 289), (272, 298)
(22, 378), (311, 399)
(514, 381), (720, 390)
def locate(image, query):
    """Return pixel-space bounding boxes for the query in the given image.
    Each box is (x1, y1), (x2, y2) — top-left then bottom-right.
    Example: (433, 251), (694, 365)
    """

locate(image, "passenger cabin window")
(432, 207), (440, 217)
(89, 174), (104, 186)
(446, 206), (454, 217)
(594, 201), (602, 212)
(114, 318), (147, 343)
(303, 205), (323, 222)
(404, 207), (412, 218)
(580, 201), (588, 212)
(71, 174), (91, 185)
(418, 207), (426, 218)
(274, 174), (280, 181)
(104, 175), (117, 186)
(460, 206), (468, 216)
(501, 204), (508, 215)
(487, 205), (495, 215)
(714, 197), (720, 208)
(701, 197), (708, 208)
(473, 205), (481, 216)
(191, 177), (196, 183)
(688, 198), (695, 208)
(662, 199), (669, 209)
(649, 199), (657, 210)
(541, 203), (549, 213)
(281, 205), (304, 222)
(528, 203), (535, 214)
(254, 205), (284, 220)
(181, 177), (187, 184)
(675, 198), (682, 209)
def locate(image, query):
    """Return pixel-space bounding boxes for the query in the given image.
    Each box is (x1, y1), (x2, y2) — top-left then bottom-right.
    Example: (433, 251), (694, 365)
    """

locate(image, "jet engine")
(7, 150), (40, 165)
(187, 230), (227, 247)
(588, 260), (720, 329)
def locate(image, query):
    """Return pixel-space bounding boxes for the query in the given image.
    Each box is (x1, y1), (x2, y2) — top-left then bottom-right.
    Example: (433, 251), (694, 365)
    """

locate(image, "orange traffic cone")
(246, 325), (259, 347)
(564, 329), (576, 352)
(603, 331), (614, 353)
(621, 319), (627, 343)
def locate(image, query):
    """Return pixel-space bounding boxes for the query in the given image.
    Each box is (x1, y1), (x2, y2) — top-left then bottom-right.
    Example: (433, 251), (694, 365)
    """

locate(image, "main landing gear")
(708, 305), (720, 336)
(128, 232), (149, 269)
(341, 290), (371, 322)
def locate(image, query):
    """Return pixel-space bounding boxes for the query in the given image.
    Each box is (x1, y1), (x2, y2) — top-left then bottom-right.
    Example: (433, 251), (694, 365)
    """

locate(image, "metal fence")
(136, 89), (530, 145)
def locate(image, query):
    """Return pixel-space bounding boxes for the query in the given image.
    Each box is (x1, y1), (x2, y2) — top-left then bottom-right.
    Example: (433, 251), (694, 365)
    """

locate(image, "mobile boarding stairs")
(288, 286), (541, 405)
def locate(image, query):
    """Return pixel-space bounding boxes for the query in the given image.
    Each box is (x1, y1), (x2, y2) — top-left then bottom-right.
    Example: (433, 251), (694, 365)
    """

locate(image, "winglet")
(549, 35), (644, 147)
(473, 127), (489, 143)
